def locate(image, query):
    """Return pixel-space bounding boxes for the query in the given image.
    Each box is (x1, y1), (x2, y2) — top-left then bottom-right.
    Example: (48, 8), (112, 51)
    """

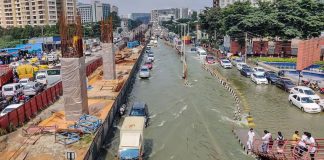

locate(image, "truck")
(118, 117), (145, 160)
(0, 65), (13, 88)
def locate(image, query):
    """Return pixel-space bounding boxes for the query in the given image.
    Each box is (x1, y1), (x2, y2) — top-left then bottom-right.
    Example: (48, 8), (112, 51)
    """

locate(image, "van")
(36, 69), (61, 86)
(1, 83), (23, 97)
(35, 72), (48, 86)
(197, 48), (207, 60)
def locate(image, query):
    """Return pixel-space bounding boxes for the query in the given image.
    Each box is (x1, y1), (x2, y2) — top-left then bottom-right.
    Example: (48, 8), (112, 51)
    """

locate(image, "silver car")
(139, 66), (150, 79)
(23, 82), (44, 96)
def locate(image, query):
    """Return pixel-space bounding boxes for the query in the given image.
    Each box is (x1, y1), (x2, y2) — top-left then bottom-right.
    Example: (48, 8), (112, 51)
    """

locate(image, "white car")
(237, 63), (248, 71)
(1, 83), (23, 97)
(0, 103), (23, 117)
(221, 60), (232, 69)
(47, 53), (58, 62)
(139, 66), (150, 79)
(35, 72), (48, 86)
(251, 72), (268, 84)
(290, 86), (320, 102)
(252, 67), (266, 75)
(232, 58), (243, 67)
(288, 94), (322, 113)
(147, 54), (154, 61)
(18, 78), (31, 87)
(84, 50), (91, 56)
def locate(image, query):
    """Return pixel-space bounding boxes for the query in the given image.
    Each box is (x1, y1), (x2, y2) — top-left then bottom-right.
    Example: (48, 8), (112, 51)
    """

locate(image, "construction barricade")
(0, 58), (103, 133)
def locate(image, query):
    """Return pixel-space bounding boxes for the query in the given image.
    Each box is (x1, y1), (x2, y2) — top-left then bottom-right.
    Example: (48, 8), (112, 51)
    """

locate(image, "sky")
(79, 0), (212, 15)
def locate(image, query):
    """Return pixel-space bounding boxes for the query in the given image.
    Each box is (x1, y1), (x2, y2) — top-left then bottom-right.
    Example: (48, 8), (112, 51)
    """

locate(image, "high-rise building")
(77, 1), (110, 23)
(219, 0), (273, 8)
(57, 0), (77, 24)
(131, 13), (151, 24)
(180, 8), (189, 19)
(0, 0), (77, 28)
(151, 8), (181, 23)
(111, 5), (118, 14)
(213, 0), (220, 8)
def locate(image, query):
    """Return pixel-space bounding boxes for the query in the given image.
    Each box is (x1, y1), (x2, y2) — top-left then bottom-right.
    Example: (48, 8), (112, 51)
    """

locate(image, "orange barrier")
(0, 58), (103, 131)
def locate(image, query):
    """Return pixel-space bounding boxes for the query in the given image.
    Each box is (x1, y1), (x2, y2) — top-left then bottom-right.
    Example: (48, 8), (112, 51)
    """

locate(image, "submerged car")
(139, 66), (150, 79)
(206, 55), (216, 64)
(265, 71), (279, 84)
(288, 94), (321, 113)
(290, 86), (320, 102)
(144, 61), (153, 70)
(252, 67), (266, 75)
(236, 62), (248, 71)
(232, 58), (243, 67)
(221, 60), (232, 69)
(275, 78), (296, 92)
(251, 72), (268, 84)
(147, 54), (155, 61)
(240, 67), (253, 77)
(129, 102), (149, 127)
(23, 82), (44, 96)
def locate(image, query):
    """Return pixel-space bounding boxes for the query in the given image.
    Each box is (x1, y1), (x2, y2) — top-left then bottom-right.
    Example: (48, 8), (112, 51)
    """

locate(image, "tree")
(110, 11), (121, 30)
(191, 11), (198, 21)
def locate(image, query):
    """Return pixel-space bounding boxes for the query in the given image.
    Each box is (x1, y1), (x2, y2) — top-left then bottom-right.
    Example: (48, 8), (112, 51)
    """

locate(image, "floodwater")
(99, 41), (324, 160)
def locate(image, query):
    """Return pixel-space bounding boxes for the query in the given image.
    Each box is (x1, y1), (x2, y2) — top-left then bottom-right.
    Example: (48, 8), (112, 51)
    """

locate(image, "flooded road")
(99, 41), (324, 160)
(99, 41), (252, 160)
(212, 62), (324, 138)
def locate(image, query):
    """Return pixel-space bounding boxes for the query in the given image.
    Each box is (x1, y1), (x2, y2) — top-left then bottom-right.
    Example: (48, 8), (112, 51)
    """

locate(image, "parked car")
(290, 86), (320, 102)
(129, 102), (149, 127)
(252, 67), (266, 75)
(18, 78), (31, 87)
(240, 67), (253, 77)
(220, 59), (232, 69)
(275, 78), (296, 92)
(206, 55), (216, 64)
(265, 71), (279, 84)
(84, 50), (91, 56)
(288, 94), (321, 113)
(236, 63), (248, 71)
(144, 61), (153, 70)
(0, 103), (23, 117)
(232, 58), (243, 67)
(251, 72), (269, 84)
(147, 54), (155, 61)
(139, 66), (150, 79)
(1, 83), (23, 97)
(23, 82), (44, 96)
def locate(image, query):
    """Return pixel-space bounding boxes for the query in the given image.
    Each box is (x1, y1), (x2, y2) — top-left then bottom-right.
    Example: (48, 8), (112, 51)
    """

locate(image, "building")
(180, 8), (189, 19)
(111, 5), (118, 14)
(77, 1), (110, 23)
(151, 8), (181, 23)
(219, 0), (273, 8)
(0, 0), (61, 28)
(213, 0), (220, 8)
(57, 0), (77, 24)
(131, 13), (151, 24)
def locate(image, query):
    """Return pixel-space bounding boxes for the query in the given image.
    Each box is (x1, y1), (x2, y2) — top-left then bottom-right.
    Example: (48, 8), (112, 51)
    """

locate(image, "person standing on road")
(291, 131), (300, 150)
(261, 130), (272, 153)
(247, 128), (255, 152)
(276, 131), (285, 153)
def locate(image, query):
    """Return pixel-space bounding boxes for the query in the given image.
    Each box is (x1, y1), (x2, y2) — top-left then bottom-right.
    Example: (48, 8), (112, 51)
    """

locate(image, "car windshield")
(269, 73), (278, 77)
(304, 90), (315, 95)
(3, 87), (13, 91)
(207, 57), (214, 60)
(255, 75), (265, 78)
(2, 108), (15, 114)
(301, 97), (314, 103)
(37, 75), (46, 79)
(141, 68), (148, 72)
(130, 109), (145, 116)
(257, 69), (265, 72)
(223, 60), (230, 63)
(284, 80), (294, 85)
(148, 55), (154, 57)
(242, 64), (249, 68)
(19, 80), (28, 84)
(244, 68), (252, 72)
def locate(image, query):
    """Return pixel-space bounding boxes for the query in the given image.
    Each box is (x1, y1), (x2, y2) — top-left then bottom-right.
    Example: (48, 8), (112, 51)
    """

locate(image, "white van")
(1, 83), (23, 97)
(36, 69), (61, 86)
(197, 48), (207, 60)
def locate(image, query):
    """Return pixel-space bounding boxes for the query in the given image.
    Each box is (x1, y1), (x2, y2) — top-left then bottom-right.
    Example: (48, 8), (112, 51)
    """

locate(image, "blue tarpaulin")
(119, 149), (139, 160)
(0, 43), (43, 57)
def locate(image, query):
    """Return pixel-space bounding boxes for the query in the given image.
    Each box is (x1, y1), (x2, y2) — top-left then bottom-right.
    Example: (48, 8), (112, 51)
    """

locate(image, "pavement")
(0, 45), (144, 160)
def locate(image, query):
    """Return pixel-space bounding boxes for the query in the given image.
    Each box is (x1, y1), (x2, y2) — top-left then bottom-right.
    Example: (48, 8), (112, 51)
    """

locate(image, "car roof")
(19, 78), (29, 81)
(3, 83), (20, 87)
(292, 93), (312, 98)
(254, 67), (264, 69)
(5, 103), (23, 109)
(254, 72), (265, 76)
(294, 86), (312, 90)
(141, 66), (149, 69)
(132, 102), (146, 109)
(25, 81), (37, 85)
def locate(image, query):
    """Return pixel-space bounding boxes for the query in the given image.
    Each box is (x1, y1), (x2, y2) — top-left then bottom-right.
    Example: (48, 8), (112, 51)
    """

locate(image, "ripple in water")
(157, 120), (166, 127)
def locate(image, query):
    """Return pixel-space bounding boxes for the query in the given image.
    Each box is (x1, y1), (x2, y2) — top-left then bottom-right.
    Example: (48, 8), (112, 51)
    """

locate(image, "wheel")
(301, 107), (304, 112)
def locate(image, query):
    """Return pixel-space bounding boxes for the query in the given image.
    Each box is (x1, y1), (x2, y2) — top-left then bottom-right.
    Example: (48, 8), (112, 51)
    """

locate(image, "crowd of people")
(247, 128), (317, 160)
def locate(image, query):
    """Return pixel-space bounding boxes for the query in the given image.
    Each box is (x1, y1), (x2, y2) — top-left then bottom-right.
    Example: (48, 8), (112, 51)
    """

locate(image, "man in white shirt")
(247, 128), (255, 151)
(261, 130), (272, 153)
(298, 132), (316, 160)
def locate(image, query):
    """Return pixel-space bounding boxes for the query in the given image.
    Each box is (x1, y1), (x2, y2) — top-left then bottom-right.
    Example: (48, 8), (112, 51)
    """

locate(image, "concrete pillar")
(102, 43), (116, 80)
(61, 57), (89, 121)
